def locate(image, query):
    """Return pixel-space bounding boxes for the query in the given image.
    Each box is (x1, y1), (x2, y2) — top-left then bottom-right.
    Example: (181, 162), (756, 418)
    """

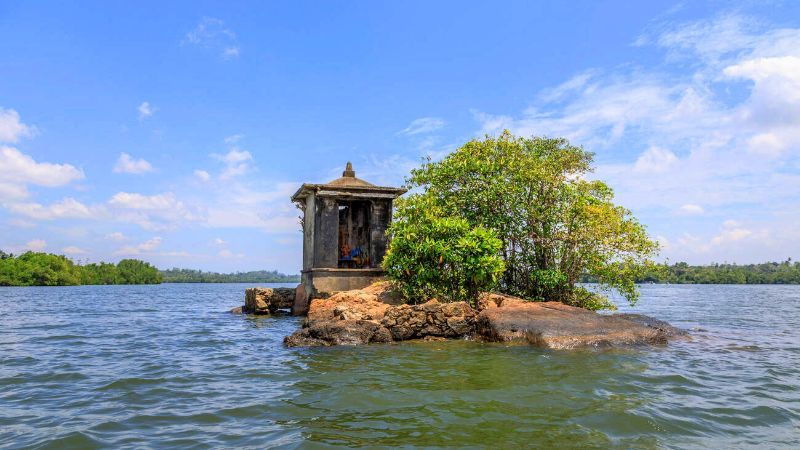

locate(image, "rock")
(292, 283), (308, 316)
(381, 300), (476, 340)
(612, 313), (688, 337)
(283, 283), (684, 349)
(475, 300), (684, 349)
(244, 287), (295, 314)
(360, 281), (405, 305)
(476, 292), (526, 311)
(229, 306), (243, 314)
(284, 320), (393, 347)
(306, 287), (392, 323)
(283, 282), (402, 347)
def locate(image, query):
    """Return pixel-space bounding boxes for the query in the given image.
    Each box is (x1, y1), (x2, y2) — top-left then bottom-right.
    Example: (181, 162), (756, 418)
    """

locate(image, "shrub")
(383, 203), (505, 306)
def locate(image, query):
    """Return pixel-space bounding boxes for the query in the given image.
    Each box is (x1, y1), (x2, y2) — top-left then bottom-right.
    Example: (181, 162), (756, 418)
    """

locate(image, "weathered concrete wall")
(369, 199), (392, 268)
(314, 197), (339, 268)
(302, 195), (315, 271)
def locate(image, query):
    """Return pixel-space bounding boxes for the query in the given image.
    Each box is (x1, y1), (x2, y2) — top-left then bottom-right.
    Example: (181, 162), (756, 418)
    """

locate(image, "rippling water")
(1, 283), (798, 449)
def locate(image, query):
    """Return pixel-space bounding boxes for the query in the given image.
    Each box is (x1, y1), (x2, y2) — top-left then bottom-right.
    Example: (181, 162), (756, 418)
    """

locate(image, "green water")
(1, 284), (798, 448)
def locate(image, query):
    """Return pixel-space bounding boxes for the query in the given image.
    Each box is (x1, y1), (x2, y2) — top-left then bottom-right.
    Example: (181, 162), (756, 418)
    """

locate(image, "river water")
(1, 283), (798, 449)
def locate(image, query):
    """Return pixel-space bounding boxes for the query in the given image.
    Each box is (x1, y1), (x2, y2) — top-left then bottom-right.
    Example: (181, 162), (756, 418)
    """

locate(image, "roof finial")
(343, 161), (355, 177)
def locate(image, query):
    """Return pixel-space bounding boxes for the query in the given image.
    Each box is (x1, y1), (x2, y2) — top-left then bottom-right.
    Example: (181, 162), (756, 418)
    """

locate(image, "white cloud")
(213, 238), (226, 245)
(399, 117), (445, 135)
(213, 148), (254, 179)
(113, 153), (153, 174)
(194, 169), (211, 182)
(109, 192), (178, 210)
(25, 239), (46, 251)
(747, 133), (786, 157)
(138, 102), (155, 120)
(114, 236), (162, 255)
(710, 227), (754, 246)
(0, 146), (84, 187)
(224, 134), (243, 144)
(182, 17), (240, 59)
(105, 232), (127, 241)
(0, 108), (35, 143)
(7, 198), (101, 220)
(677, 204), (705, 215)
(0, 183), (29, 201)
(62, 246), (87, 255)
(723, 219), (741, 228)
(214, 148), (252, 164)
(633, 146), (678, 174)
(108, 192), (203, 230)
(218, 249), (244, 258)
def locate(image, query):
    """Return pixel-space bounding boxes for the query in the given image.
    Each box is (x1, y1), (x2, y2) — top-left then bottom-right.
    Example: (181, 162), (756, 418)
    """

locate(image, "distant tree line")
(580, 260), (800, 284)
(0, 251), (161, 286)
(159, 268), (300, 283)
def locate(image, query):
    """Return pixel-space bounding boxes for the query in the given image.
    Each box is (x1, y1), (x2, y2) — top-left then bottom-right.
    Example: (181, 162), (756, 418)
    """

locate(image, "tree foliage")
(383, 197), (505, 305)
(0, 252), (161, 286)
(627, 260), (800, 284)
(399, 131), (659, 310)
(159, 268), (300, 283)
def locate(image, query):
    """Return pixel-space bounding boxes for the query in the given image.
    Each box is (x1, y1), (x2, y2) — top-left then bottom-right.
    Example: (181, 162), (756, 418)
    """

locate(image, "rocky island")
(235, 282), (686, 349)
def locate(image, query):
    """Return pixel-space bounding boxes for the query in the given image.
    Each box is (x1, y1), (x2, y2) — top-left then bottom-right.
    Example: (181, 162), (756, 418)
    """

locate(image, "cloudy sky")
(2, 1), (799, 273)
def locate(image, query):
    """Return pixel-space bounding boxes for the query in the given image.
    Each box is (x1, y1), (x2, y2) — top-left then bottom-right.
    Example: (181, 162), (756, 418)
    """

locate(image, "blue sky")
(2, 1), (800, 274)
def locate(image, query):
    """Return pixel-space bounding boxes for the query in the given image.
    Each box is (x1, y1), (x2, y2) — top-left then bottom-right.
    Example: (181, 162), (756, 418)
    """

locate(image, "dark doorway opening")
(337, 201), (371, 268)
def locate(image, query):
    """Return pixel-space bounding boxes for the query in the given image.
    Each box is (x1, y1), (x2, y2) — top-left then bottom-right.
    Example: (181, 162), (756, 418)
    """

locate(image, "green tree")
(116, 259), (162, 284)
(402, 131), (659, 310)
(383, 197), (505, 305)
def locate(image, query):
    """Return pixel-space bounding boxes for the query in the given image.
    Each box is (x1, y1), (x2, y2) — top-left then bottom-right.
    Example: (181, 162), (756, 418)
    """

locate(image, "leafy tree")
(0, 252), (161, 286)
(401, 131), (659, 310)
(383, 197), (505, 305)
(117, 259), (162, 284)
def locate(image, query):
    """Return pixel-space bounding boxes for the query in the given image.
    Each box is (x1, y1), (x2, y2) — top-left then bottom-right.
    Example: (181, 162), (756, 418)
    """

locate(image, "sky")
(2, 1), (800, 274)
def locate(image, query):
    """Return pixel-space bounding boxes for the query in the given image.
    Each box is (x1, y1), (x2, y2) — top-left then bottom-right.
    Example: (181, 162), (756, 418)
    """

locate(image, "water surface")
(1, 283), (798, 449)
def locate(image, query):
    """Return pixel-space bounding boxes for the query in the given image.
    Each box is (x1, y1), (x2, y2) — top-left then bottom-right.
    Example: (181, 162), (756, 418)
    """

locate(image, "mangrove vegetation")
(0, 251), (161, 286)
(159, 269), (300, 283)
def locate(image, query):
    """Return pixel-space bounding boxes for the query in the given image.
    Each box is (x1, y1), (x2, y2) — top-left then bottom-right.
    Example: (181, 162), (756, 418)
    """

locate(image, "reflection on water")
(1, 283), (798, 448)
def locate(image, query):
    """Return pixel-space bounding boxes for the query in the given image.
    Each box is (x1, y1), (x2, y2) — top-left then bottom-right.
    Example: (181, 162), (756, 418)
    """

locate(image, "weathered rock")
(306, 286), (393, 323)
(292, 283), (307, 316)
(229, 306), (243, 314)
(476, 292), (526, 311)
(244, 287), (296, 314)
(284, 320), (393, 347)
(475, 300), (684, 349)
(381, 300), (476, 340)
(612, 313), (688, 337)
(360, 281), (405, 305)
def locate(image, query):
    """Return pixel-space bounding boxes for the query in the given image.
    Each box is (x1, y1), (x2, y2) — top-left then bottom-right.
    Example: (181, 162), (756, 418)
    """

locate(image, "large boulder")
(284, 320), (393, 347)
(284, 282), (400, 347)
(244, 287), (296, 314)
(381, 300), (476, 340)
(475, 300), (685, 349)
(306, 291), (390, 323)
